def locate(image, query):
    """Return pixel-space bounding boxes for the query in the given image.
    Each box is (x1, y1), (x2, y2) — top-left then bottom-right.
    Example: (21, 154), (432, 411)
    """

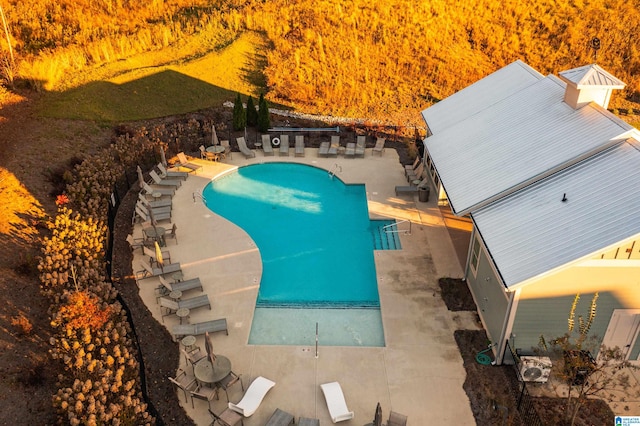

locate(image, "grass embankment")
(38, 31), (269, 122)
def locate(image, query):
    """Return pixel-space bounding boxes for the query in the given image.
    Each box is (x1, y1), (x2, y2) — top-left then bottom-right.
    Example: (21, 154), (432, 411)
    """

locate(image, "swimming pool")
(202, 163), (387, 346)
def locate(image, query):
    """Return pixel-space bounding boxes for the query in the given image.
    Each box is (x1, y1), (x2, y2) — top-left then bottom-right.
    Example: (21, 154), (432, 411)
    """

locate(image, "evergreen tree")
(257, 93), (271, 132)
(232, 92), (246, 131)
(246, 95), (258, 127)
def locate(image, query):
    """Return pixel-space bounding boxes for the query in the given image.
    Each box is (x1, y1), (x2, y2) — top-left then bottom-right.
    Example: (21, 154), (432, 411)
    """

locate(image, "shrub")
(232, 92), (246, 131)
(246, 95), (258, 127)
(257, 93), (270, 132)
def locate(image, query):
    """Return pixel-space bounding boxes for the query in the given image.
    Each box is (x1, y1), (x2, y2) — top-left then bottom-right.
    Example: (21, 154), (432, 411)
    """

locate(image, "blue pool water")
(202, 163), (387, 346)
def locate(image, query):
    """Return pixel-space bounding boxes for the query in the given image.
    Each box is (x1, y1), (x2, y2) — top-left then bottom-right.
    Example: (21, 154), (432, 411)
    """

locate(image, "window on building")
(470, 235), (481, 275)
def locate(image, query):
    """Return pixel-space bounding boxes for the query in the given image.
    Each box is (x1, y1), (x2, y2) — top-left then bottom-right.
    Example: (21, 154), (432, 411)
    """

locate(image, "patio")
(131, 147), (481, 425)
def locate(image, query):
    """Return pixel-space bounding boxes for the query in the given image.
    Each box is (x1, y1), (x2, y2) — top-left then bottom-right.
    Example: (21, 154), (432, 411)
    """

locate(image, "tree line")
(1, 0), (638, 124)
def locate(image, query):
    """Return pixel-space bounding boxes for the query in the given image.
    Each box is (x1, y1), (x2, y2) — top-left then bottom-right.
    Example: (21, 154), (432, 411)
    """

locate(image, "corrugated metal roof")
(423, 74), (633, 215)
(559, 64), (626, 89)
(421, 60), (543, 135)
(472, 139), (640, 288)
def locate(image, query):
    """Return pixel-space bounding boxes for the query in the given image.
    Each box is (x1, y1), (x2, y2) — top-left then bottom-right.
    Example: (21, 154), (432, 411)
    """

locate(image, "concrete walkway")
(132, 147), (482, 425)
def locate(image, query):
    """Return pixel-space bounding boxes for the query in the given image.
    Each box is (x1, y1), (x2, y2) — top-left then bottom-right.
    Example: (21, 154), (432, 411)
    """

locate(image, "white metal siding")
(472, 141), (640, 288)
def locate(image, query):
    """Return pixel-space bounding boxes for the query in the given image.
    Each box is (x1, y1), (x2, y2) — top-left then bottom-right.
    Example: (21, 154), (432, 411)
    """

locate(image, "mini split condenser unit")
(519, 356), (552, 383)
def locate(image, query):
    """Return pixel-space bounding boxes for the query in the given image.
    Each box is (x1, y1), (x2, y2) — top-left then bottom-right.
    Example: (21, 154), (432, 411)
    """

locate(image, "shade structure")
(154, 241), (164, 270)
(212, 124), (220, 146)
(137, 165), (145, 190)
(205, 331), (217, 365)
(159, 146), (167, 166)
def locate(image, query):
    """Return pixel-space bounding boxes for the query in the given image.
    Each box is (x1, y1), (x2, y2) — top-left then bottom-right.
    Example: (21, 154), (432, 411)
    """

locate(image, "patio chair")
(138, 192), (172, 209)
(181, 347), (206, 373)
(126, 234), (146, 253)
(236, 137), (256, 158)
(345, 140), (356, 157)
(175, 152), (203, 173)
(191, 382), (219, 409)
(136, 200), (171, 216)
(221, 140), (232, 159)
(216, 371), (244, 402)
(200, 145), (219, 162)
(406, 162), (424, 183)
(164, 223), (178, 245)
(395, 178), (429, 197)
(262, 135), (274, 156)
(372, 137), (386, 156)
(209, 408), (244, 426)
(134, 205), (171, 224)
(172, 318), (229, 339)
(143, 245), (171, 267)
(318, 141), (330, 157)
(295, 135), (305, 157)
(355, 135), (366, 157)
(169, 368), (197, 403)
(141, 181), (175, 197)
(279, 135), (290, 156)
(264, 408), (294, 426)
(320, 382), (354, 423)
(328, 135), (340, 156)
(228, 376), (275, 417)
(157, 162), (188, 180)
(158, 275), (203, 294)
(136, 259), (182, 281)
(160, 294), (211, 319)
(404, 156), (421, 177)
(387, 411), (408, 426)
(149, 169), (181, 188)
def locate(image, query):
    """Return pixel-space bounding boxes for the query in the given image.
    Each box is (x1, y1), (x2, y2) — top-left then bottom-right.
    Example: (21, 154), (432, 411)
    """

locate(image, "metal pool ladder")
(383, 219), (412, 236)
(328, 163), (342, 178)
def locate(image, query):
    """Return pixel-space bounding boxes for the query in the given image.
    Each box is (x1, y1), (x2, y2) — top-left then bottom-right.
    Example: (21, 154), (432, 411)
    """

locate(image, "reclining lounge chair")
(172, 318), (229, 339)
(228, 376), (276, 417)
(262, 135), (274, 156)
(320, 382), (354, 423)
(295, 135), (305, 157)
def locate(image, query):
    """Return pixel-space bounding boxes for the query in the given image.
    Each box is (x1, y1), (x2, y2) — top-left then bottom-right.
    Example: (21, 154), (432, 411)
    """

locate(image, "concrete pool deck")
(132, 147), (482, 425)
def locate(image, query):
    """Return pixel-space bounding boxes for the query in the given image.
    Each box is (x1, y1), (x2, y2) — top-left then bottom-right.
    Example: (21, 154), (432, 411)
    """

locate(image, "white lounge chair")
(228, 376), (275, 417)
(355, 135), (366, 157)
(279, 135), (290, 156)
(372, 137), (386, 156)
(320, 382), (354, 423)
(406, 162), (424, 183)
(236, 137), (256, 158)
(175, 152), (202, 173)
(295, 135), (305, 157)
(262, 134), (274, 156)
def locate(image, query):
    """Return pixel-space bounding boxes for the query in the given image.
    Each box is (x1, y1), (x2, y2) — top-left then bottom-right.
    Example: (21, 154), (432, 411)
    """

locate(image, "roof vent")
(559, 64), (625, 110)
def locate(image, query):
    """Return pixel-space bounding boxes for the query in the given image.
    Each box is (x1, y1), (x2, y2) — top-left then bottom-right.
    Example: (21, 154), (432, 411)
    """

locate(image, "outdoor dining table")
(206, 145), (225, 154)
(143, 226), (166, 246)
(194, 355), (232, 386)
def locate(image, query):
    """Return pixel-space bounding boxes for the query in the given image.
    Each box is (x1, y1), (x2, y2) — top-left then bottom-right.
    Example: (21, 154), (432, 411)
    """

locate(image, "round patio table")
(206, 145), (225, 154)
(194, 355), (232, 385)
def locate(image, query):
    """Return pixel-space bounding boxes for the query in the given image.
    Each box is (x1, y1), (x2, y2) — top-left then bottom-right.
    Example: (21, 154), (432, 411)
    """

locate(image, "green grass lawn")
(38, 32), (270, 122)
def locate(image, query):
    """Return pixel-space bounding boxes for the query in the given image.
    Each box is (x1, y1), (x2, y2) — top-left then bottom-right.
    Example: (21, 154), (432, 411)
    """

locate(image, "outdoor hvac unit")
(519, 356), (552, 383)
